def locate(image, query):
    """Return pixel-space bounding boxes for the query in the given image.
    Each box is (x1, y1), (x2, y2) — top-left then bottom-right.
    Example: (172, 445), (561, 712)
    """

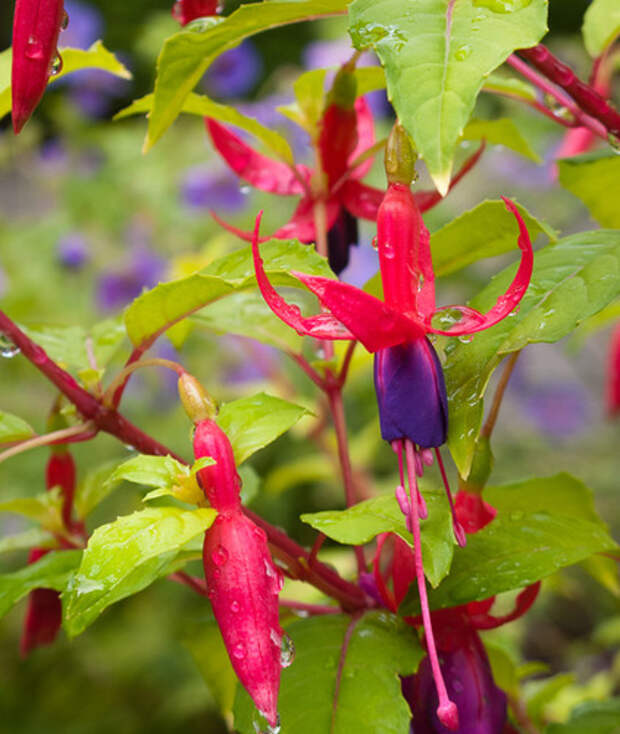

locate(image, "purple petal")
(203, 41), (262, 98)
(374, 337), (448, 448)
(180, 166), (246, 212)
(59, 0), (104, 50)
(57, 232), (89, 269)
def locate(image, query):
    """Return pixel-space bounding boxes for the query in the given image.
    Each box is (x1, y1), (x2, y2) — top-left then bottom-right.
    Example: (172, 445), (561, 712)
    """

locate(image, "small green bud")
(385, 123), (418, 186)
(178, 373), (218, 423)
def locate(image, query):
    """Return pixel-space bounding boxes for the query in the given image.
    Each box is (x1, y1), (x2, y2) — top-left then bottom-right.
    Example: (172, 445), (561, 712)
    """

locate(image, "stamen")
(413, 446), (428, 519)
(393, 440), (413, 530)
(420, 448), (434, 467)
(435, 448), (466, 547)
(404, 440), (459, 731)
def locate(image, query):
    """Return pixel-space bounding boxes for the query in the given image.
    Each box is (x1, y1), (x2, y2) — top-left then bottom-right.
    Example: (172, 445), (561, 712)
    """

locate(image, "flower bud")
(318, 66), (359, 185)
(20, 549), (62, 657)
(193, 419), (241, 512)
(178, 373), (218, 423)
(385, 123), (417, 186)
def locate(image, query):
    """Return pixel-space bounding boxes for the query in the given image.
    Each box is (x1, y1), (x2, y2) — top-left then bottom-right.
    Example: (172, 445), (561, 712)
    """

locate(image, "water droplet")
(185, 16), (221, 32)
(211, 545), (228, 566)
(239, 184), (251, 195)
(455, 44), (472, 61)
(381, 241), (395, 259)
(253, 525), (267, 542)
(510, 510), (524, 521)
(280, 633), (295, 668)
(49, 53), (63, 77)
(25, 35), (44, 60)
(608, 133), (620, 154)
(0, 334), (20, 358)
(230, 600), (240, 613)
(458, 334), (474, 344)
(232, 642), (246, 660)
(371, 236), (379, 251)
(60, 11), (69, 30)
(472, 0), (532, 13)
(253, 713), (281, 734)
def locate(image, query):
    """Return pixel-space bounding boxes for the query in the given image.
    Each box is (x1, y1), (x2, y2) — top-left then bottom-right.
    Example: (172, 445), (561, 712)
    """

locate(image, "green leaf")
(22, 318), (126, 374)
(301, 491), (455, 588)
(63, 506), (216, 636)
(445, 229), (620, 477)
(217, 393), (309, 465)
(0, 411), (35, 443)
(105, 454), (192, 492)
(462, 117), (541, 162)
(0, 42), (131, 120)
(431, 199), (556, 277)
(146, 0), (348, 150)
(124, 273), (235, 349)
(546, 699), (620, 734)
(482, 71), (537, 101)
(400, 474), (618, 614)
(0, 527), (56, 554)
(526, 673), (575, 723)
(485, 643), (519, 697)
(582, 0), (620, 57)
(0, 550), (82, 619)
(0, 488), (63, 530)
(74, 461), (120, 519)
(234, 611), (423, 734)
(115, 92), (294, 163)
(558, 153), (620, 229)
(348, 0), (547, 193)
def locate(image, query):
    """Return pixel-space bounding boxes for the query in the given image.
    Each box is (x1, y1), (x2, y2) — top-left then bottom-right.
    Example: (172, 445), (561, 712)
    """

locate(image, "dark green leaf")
(146, 0), (349, 149)
(546, 699), (620, 734)
(301, 491), (455, 588)
(445, 229), (620, 477)
(217, 393), (310, 465)
(0, 550), (82, 619)
(400, 474), (618, 613)
(348, 0), (547, 192)
(431, 199), (556, 277)
(63, 506), (216, 636)
(233, 611), (423, 734)
(558, 153), (620, 229)
(0, 411), (35, 443)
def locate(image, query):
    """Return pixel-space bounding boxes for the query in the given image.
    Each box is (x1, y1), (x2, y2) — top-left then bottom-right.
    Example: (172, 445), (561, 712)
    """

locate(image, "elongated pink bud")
(11, 0), (66, 133)
(20, 549), (62, 656)
(204, 512), (284, 727)
(172, 0), (220, 25)
(194, 419), (241, 513)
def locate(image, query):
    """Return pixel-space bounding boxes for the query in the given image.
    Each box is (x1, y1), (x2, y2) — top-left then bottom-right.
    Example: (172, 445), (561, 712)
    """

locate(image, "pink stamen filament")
(435, 448), (466, 547)
(404, 440), (459, 731)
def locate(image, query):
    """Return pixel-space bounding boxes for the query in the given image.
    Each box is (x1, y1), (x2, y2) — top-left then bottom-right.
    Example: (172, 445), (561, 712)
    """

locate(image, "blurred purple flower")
(96, 245), (165, 312)
(203, 41), (262, 98)
(522, 381), (591, 439)
(340, 239), (378, 288)
(38, 138), (69, 174)
(239, 94), (310, 158)
(59, 0), (103, 50)
(180, 166), (245, 212)
(221, 336), (280, 384)
(57, 232), (89, 269)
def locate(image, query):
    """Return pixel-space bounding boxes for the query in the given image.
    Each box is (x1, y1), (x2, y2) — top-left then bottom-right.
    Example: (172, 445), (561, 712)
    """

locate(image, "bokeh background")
(0, 0), (618, 731)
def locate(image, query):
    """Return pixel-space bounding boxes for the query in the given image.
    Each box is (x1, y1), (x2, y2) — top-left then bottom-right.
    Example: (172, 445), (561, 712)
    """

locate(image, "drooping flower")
(172, 0), (220, 26)
(11, 0), (67, 133)
(251, 123), (533, 728)
(179, 374), (285, 728)
(206, 63), (484, 274)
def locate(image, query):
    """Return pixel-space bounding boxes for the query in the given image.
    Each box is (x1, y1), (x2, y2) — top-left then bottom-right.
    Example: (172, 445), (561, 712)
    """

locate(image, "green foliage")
(104, 454), (193, 493)
(462, 117), (541, 162)
(146, 0), (349, 150)
(401, 474), (618, 613)
(558, 153), (620, 229)
(0, 411), (35, 443)
(582, 0), (620, 57)
(348, 0), (547, 192)
(446, 229), (620, 477)
(301, 491), (455, 587)
(0, 527), (55, 554)
(234, 612), (423, 734)
(546, 699), (620, 734)
(63, 506), (216, 637)
(0, 487), (64, 530)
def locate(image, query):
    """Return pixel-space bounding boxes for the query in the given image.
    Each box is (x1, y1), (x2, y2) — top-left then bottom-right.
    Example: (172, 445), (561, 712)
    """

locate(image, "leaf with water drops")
(233, 611), (423, 734)
(62, 506), (216, 637)
(0, 550), (82, 619)
(348, 0), (548, 193)
(217, 393), (310, 466)
(400, 474), (618, 614)
(445, 229), (620, 478)
(301, 491), (455, 587)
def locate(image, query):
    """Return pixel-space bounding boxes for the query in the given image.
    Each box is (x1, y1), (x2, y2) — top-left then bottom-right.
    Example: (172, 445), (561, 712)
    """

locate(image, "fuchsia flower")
(607, 322), (620, 417)
(179, 375), (285, 728)
(172, 0), (220, 26)
(11, 0), (67, 133)
(206, 64), (484, 274)
(250, 124), (533, 728)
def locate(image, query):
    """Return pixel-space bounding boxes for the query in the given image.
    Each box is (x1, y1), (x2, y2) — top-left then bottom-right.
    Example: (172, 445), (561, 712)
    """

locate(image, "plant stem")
(518, 44), (620, 138)
(279, 599), (340, 615)
(481, 350), (521, 439)
(169, 571), (209, 597)
(506, 54), (608, 141)
(0, 422), (95, 465)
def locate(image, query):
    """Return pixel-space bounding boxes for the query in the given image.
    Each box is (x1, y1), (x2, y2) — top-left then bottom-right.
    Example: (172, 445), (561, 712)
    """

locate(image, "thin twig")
(481, 351), (521, 439)
(169, 571), (209, 597)
(103, 357), (185, 407)
(337, 341), (358, 387)
(0, 422), (95, 466)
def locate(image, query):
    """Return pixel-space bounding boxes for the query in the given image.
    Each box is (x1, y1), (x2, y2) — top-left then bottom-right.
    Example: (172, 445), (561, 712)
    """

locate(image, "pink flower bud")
(11, 0), (66, 133)
(20, 549), (62, 656)
(193, 419), (241, 512)
(203, 512), (284, 727)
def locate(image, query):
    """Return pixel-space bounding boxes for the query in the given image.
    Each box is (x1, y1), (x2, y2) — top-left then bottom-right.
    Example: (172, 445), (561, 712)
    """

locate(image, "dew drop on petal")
(60, 11), (69, 30)
(211, 545), (229, 566)
(230, 600), (240, 613)
(279, 633), (295, 668)
(49, 53), (63, 77)
(232, 642), (246, 660)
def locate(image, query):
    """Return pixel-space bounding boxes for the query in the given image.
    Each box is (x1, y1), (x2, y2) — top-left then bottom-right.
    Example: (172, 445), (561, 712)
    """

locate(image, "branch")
(481, 351), (521, 439)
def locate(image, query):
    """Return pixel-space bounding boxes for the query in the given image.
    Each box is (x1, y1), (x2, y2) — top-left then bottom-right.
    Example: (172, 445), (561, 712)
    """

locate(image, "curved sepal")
(293, 271), (419, 352)
(251, 213), (355, 342)
(340, 179), (384, 221)
(428, 197), (533, 336)
(468, 582), (540, 630)
(205, 118), (308, 196)
(348, 96), (376, 179)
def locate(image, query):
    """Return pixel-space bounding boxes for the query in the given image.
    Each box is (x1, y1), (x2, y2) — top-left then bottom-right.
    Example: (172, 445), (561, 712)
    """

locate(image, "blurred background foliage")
(0, 0), (618, 732)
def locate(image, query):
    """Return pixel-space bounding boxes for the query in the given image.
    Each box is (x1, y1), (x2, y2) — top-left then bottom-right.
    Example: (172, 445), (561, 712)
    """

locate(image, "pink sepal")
(339, 179), (384, 221)
(469, 582), (541, 630)
(205, 118), (309, 196)
(454, 489), (497, 534)
(194, 419), (241, 513)
(251, 213), (355, 341)
(204, 512), (283, 727)
(428, 197), (533, 336)
(20, 549), (62, 656)
(293, 271), (421, 352)
(347, 97), (376, 179)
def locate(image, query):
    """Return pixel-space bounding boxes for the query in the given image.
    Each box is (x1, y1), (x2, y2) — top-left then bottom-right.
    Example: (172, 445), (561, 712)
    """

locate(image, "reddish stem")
(169, 571), (209, 596)
(279, 599), (341, 615)
(518, 44), (620, 139)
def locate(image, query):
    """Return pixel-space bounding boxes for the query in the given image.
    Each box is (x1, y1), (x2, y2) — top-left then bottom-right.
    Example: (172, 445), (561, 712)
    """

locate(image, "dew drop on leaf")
(0, 334), (20, 358)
